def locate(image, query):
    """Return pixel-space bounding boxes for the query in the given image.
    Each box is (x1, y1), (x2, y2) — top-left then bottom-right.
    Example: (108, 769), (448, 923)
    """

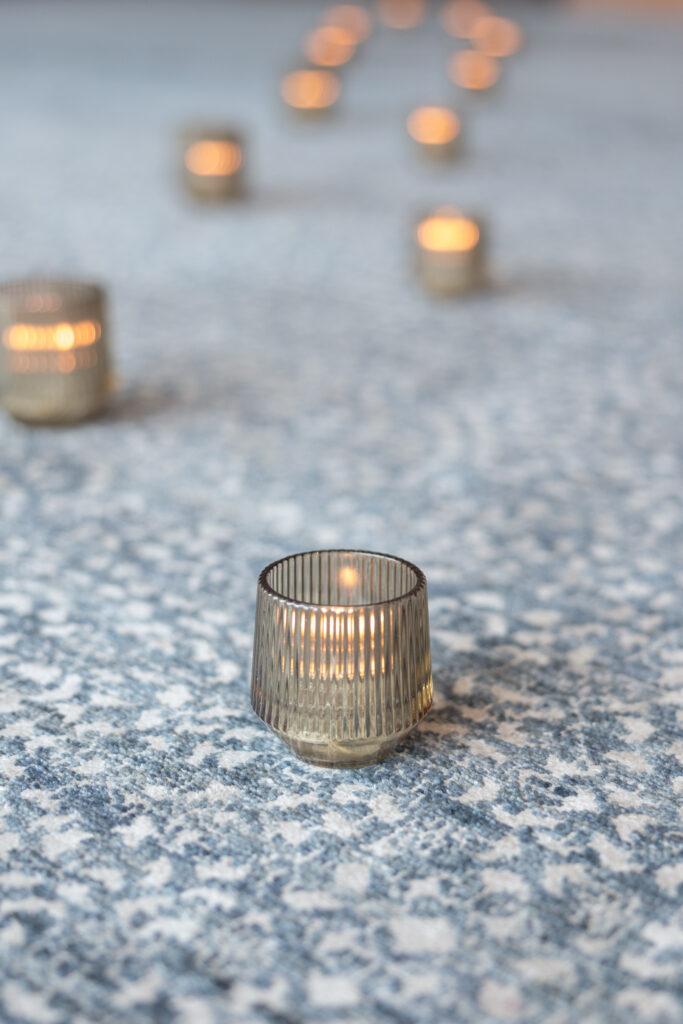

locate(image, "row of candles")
(0, 2), (524, 768)
(0, 0), (522, 430)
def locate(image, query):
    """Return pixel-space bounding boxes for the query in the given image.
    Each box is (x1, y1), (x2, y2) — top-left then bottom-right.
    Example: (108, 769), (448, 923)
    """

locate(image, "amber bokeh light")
(304, 24), (357, 67)
(417, 210), (480, 252)
(184, 139), (242, 177)
(3, 320), (101, 352)
(449, 49), (500, 90)
(321, 5), (373, 43)
(472, 16), (522, 57)
(407, 106), (460, 146)
(280, 69), (341, 111)
(376, 0), (426, 30)
(440, 0), (491, 38)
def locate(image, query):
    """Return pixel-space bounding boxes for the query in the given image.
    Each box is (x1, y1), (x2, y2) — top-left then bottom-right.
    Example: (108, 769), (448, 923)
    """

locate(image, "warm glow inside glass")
(415, 208), (485, 295)
(449, 49), (501, 91)
(472, 16), (522, 57)
(182, 129), (244, 199)
(407, 106), (461, 158)
(304, 24), (357, 67)
(280, 69), (341, 114)
(440, 0), (491, 39)
(321, 5), (373, 43)
(0, 279), (111, 424)
(376, 0), (426, 30)
(251, 550), (433, 768)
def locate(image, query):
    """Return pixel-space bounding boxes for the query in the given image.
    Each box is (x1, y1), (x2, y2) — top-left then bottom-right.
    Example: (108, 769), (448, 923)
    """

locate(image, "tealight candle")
(182, 128), (245, 200)
(440, 0), (491, 39)
(304, 24), (357, 67)
(415, 208), (485, 295)
(280, 69), (341, 116)
(407, 106), (461, 159)
(0, 279), (111, 424)
(251, 550), (433, 767)
(376, 0), (426, 30)
(321, 5), (373, 44)
(472, 16), (523, 58)
(448, 49), (500, 93)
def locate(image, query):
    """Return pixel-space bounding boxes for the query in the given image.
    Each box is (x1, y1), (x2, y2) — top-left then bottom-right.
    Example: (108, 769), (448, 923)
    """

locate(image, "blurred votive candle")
(440, 0), (491, 39)
(449, 49), (500, 92)
(321, 5), (373, 43)
(280, 69), (341, 115)
(182, 128), (245, 200)
(376, 0), (426, 30)
(472, 16), (522, 58)
(415, 208), (485, 295)
(407, 106), (461, 159)
(0, 279), (111, 424)
(304, 24), (357, 67)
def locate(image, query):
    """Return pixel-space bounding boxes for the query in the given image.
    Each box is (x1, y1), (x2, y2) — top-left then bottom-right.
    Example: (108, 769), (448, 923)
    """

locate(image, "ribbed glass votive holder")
(251, 550), (433, 768)
(181, 127), (245, 200)
(0, 279), (111, 424)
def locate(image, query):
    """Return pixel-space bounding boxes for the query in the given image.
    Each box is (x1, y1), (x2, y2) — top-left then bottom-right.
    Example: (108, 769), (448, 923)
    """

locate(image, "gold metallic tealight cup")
(251, 550), (433, 768)
(0, 279), (111, 425)
(407, 106), (462, 160)
(182, 128), (245, 200)
(415, 208), (486, 295)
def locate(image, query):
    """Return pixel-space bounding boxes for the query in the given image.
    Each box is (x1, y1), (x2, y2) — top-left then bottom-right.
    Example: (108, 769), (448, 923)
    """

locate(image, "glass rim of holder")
(181, 126), (245, 199)
(251, 549), (433, 768)
(0, 277), (111, 425)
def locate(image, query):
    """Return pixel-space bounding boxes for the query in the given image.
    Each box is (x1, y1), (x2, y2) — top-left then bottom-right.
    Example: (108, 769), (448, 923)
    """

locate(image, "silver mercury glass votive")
(251, 550), (433, 768)
(0, 279), (111, 424)
(181, 128), (245, 200)
(415, 207), (486, 295)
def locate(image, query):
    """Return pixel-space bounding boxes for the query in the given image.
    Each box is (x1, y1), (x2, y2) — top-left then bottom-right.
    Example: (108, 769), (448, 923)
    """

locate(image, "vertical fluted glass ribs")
(251, 551), (433, 767)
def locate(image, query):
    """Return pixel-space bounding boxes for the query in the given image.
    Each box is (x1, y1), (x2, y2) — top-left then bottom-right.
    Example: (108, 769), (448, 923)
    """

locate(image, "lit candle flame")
(184, 140), (242, 177)
(321, 5), (373, 43)
(376, 0), (426, 30)
(407, 106), (460, 146)
(449, 50), (500, 91)
(280, 70), (341, 111)
(304, 24), (357, 67)
(417, 210), (480, 252)
(3, 320), (101, 351)
(472, 16), (522, 58)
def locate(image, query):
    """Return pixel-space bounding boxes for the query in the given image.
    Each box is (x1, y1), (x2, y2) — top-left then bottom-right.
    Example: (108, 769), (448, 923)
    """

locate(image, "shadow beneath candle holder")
(103, 383), (181, 423)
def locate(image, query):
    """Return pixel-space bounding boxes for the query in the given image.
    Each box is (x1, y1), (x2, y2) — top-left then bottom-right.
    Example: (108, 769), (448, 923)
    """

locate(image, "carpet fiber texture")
(0, 2), (682, 1022)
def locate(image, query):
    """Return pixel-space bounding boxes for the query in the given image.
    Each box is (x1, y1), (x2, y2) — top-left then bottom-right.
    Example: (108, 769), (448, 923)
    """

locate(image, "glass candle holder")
(280, 69), (342, 116)
(440, 0), (491, 39)
(407, 106), (461, 160)
(448, 50), (501, 93)
(303, 25), (357, 68)
(251, 550), (433, 768)
(472, 16), (522, 58)
(0, 279), (111, 424)
(182, 128), (245, 200)
(321, 5), (373, 44)
(415, 208), (485, 295)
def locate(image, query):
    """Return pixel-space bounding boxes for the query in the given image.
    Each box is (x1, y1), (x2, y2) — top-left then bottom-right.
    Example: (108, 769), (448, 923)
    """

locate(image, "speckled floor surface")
(0, 2), (682, 1022)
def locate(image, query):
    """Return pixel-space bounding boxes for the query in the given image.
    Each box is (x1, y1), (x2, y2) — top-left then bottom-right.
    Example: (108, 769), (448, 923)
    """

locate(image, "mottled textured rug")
(0, 2), (681, 1022)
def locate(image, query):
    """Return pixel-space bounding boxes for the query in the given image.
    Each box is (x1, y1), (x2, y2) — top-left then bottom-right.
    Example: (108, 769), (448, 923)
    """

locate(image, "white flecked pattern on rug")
(0, 2), (682, 1022)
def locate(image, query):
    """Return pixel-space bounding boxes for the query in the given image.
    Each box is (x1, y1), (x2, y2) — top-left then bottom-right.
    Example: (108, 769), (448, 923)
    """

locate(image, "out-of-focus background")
(0, 3), (682, 1023)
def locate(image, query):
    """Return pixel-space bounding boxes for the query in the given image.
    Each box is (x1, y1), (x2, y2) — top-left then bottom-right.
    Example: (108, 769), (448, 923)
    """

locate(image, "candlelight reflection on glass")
(415, 208), (485, 295)
(376, 0), (426, 30)
(280, 69), (341, 115)
(0, 279), (111, 424)
(440, 0), (491, 39)
(251, 550), (433, 768)
(182, 128), (244, 200)
(449, 49), (500, 92)
(407, 106), (461, 159)
(304, 24), (357, 67)
(472, 16), (522, 58)
(321, 5), (373, 43)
